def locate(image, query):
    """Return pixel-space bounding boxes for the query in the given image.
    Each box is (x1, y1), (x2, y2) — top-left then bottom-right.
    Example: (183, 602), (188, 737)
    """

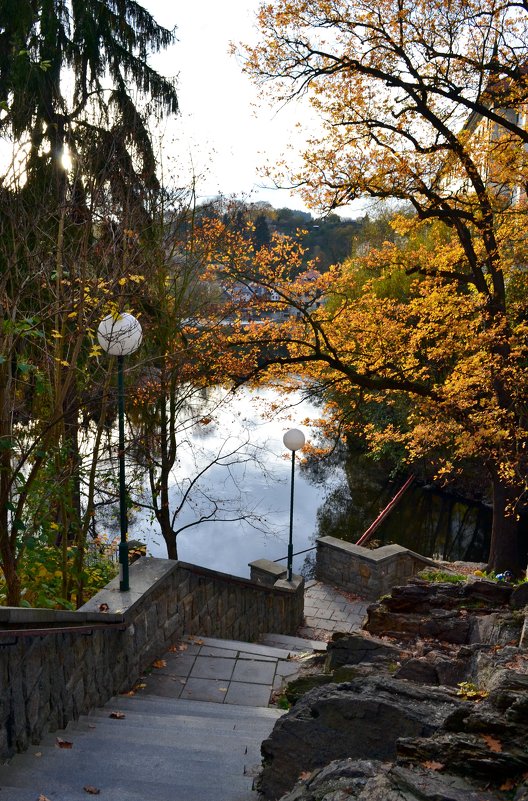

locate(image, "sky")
(142, 0), (360, 218)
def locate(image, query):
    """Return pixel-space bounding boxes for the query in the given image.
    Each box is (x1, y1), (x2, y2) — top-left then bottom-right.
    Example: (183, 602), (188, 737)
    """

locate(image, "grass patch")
(417, 569), (467, 584)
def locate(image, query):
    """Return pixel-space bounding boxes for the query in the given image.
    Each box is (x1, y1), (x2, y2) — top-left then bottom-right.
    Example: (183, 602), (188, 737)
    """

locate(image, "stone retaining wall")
(0, 557), (304, 759)
(316, 536), (436, 600)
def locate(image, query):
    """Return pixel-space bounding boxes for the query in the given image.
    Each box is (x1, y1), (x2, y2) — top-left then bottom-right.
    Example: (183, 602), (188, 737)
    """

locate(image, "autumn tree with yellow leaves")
(208, 0), (528, 574)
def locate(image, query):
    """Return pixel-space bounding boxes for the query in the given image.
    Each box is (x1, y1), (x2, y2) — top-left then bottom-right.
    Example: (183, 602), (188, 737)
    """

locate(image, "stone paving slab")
(180, 677), (231, 702)
(231, 659), (277, 685)
(191, 655), (236, 681)
(139, 635), (301, 707)
(224, 681), (273, 707)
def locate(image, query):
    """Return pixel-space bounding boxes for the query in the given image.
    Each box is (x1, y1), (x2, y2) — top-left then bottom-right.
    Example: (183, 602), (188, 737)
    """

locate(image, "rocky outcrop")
(259, 577), (528, 801)
(278, 759), (504, 801)
(260, 676), (462, 801)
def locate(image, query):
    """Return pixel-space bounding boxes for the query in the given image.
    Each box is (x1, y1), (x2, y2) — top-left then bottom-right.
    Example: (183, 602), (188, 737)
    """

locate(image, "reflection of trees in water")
(304, 448), (492, 562)
(375, 487), (491, 562)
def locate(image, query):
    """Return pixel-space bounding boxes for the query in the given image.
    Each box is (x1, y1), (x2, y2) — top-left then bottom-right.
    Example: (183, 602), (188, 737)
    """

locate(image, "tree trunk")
(157, 508), (178, 560)
(0, 517), (20, 606)
(486, 470), (523, 576)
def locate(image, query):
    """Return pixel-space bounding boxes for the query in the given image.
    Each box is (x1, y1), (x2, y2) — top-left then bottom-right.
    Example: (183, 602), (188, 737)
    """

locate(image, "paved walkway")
(131, 580), (370, 708)
(299, 579), (370, 641)
(139, 635), (306, 708)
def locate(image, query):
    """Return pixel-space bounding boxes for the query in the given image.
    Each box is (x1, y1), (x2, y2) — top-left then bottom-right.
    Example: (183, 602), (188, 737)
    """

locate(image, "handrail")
(0, 621), (126, 640)
(355, 475), (415, 547)
(273, 546), (317, 563)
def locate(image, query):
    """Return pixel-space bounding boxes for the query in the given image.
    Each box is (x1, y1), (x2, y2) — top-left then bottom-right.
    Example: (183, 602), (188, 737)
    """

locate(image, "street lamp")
(283, 428), (306, 581)
(97, 312), (143, 591)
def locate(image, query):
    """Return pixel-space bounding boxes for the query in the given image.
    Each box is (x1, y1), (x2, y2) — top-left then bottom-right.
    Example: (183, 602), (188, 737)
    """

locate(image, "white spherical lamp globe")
(283, 428), (306, 451)
(97, 313), (143, 356)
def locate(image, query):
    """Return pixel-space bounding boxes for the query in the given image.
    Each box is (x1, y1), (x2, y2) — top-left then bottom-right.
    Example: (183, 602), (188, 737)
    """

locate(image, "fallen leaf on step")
(83, 786), (101, 795)
(38, 795), (51, 801)
(152, 659), (167, 669)
(56, 737), (73, 749)
(120, 690), (135, 696)
(98, 603), (109, 612)
(219, 687), (228, 692)
(169, 643), (187, 652)
(109, 711), (126, 719)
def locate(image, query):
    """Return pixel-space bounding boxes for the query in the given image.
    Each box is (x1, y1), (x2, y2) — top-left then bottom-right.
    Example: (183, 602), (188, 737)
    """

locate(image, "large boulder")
(325, 632), (404, 671)
(258, 676), (461, 800)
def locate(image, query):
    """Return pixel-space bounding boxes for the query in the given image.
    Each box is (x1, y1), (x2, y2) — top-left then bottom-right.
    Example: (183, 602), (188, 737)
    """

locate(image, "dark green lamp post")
(283, 428), (306, 581)
(97, 312), (142, 591)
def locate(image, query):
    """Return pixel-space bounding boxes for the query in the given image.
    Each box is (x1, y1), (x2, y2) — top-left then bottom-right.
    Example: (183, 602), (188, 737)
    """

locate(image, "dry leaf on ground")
(152, 659), (167, 669)
(169, 643), (188, 653)
(55, 737), (73, 749)
(422, 761), (444, 771)
(481, 735), (502, 753)
(500, 779), (517, 791)
(83, 785), (101, 794)
(38, 795), (51, 801)
(109, 711), (126, 719)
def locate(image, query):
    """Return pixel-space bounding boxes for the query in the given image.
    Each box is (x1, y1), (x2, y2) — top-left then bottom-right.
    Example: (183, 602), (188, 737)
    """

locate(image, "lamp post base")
(119, 541), (130, 592)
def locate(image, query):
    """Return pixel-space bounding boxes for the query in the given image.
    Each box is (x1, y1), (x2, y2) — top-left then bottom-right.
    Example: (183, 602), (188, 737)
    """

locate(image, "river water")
(130, 385), (493, 578)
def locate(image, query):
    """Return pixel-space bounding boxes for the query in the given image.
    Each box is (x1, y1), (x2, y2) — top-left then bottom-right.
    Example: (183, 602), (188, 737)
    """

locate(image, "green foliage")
(274, 693), (292, 710)
(0, 536), (118, 610)
(456, 682), (489, 701)
(478, 570), (527, 586)
(417, 569), (467, 584)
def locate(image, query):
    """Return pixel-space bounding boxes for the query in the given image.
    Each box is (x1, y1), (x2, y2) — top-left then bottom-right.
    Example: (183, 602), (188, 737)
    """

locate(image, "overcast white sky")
(142, 0), (360, 217)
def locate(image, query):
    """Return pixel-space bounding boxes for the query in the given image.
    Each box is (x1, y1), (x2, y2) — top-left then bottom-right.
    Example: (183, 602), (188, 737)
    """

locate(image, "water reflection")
(137, 386), (331, 577)
(313, 449), (492, 563)
(133, 386), (493, 578)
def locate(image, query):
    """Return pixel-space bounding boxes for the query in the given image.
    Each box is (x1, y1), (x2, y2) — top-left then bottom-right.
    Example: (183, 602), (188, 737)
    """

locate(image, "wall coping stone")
(249, 559), (287, 580)
(80, 557), (302, 619)
(80, 557), (178, 616)
(317, 536), (437, 568)
(275, 575), (304, 592)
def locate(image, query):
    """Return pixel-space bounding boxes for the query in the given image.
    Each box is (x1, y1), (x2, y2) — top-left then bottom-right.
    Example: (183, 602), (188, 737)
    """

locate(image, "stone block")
(250, 559), (288, 586)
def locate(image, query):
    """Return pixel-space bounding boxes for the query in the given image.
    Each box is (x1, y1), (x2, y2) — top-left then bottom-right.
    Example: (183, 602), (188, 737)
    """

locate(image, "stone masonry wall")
(316, 536), (436, 600)
(0, 557), (304, 759)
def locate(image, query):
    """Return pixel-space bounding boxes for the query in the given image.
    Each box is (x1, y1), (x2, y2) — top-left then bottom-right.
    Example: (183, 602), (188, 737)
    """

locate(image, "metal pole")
(287, 449), (295, 581)
(117, 355), (129, 591)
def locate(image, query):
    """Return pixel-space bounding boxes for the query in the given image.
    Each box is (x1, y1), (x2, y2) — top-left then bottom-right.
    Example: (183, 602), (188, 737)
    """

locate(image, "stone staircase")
(0, 634), (324, 801)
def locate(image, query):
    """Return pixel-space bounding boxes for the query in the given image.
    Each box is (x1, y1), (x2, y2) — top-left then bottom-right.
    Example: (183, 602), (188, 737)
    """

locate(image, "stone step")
(0, 737), (262, 799)
(184, 635), (295, 660)
(0, 775), (257, 801)
(259, 632), (327, 653)
(76, 708), (279, 737)
(20, 720), (272, 755)
(89, 693), (283, 720)
(0, 693), (280, 801)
